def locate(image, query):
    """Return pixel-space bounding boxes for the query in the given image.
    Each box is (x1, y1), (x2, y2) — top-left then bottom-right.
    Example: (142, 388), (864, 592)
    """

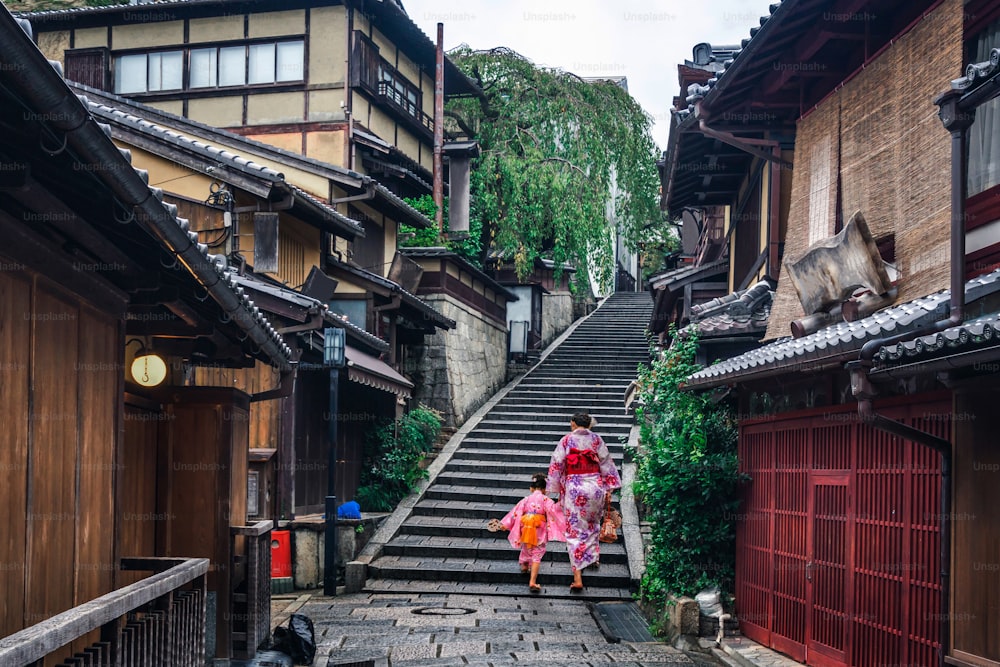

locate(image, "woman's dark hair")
(530, 473), (547, 490)
(571, 412), (592, 428)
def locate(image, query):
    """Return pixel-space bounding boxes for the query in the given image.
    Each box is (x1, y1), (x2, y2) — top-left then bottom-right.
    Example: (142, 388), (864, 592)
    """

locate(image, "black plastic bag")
(270, 613), (316, 665)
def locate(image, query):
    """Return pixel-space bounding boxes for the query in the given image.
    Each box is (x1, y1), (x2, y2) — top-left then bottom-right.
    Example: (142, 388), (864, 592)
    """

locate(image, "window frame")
(113, 49), (185, 95)
(111, 38), (306, 96)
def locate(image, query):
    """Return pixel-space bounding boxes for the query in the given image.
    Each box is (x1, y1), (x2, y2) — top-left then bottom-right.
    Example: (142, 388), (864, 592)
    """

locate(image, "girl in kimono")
(500, 472), (566, 593)
(546, 412), (621, 592)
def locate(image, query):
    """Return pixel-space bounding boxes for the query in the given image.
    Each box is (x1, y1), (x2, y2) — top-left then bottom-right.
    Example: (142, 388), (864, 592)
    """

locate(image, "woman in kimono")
(546, 412), (621, 592)
(500, 472), (566, 592)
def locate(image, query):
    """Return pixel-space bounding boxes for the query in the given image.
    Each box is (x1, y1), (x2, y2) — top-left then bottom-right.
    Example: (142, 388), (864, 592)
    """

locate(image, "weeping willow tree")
(445, 46), (662, 292)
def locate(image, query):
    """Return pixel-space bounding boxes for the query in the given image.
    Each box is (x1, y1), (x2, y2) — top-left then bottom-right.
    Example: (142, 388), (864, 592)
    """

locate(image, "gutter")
(1, 14), (293, 370)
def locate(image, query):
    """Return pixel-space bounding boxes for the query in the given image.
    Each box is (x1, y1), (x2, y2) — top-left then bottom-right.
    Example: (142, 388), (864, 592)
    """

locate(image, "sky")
(401, 0), (778, 151)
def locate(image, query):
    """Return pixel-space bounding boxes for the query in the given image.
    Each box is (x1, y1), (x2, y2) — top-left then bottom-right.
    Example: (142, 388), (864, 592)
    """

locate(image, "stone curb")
(719, 637), (805, 667)
(621, 424), (645, 590)
(348, 296), (611, 588)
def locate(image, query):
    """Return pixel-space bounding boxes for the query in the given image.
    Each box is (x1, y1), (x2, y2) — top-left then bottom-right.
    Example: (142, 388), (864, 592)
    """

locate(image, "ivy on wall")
(632, 330), (744, 599)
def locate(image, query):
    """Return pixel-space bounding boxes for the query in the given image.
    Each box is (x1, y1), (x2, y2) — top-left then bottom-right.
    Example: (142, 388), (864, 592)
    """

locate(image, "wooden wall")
(195, 363), (283, 450)
(952, 389), (1000, 666)
(0, 266), (122, 642)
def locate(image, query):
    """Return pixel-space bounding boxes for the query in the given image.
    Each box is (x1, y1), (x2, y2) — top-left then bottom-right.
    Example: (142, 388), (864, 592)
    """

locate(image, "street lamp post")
(323, 327), (346, 597)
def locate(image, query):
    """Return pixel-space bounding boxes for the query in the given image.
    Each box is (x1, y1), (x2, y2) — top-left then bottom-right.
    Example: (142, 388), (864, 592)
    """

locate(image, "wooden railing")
(230, 520), (273, 659)
(0, 557), (208, 667)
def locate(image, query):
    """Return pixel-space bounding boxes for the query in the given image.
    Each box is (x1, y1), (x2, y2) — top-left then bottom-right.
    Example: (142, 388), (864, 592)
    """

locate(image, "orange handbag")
(599, 494), (621, 543)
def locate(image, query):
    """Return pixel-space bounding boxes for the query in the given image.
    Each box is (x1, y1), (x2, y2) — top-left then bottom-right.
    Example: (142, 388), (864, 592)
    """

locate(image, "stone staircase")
(366, 291), (654, 599)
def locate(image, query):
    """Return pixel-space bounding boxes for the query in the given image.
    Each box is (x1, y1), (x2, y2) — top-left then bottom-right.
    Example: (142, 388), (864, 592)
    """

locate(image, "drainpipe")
(433, 23), (445, 236)
(844, 87), (974, 667)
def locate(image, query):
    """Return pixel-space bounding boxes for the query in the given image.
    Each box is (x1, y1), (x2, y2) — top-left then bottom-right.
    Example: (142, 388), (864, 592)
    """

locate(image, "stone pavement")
(274, 589), (715, 666)
(270, 591), (808, 667)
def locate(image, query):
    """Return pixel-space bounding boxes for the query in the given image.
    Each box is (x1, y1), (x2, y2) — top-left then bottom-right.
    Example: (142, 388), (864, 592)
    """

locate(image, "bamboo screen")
(765, 0), (962, 340)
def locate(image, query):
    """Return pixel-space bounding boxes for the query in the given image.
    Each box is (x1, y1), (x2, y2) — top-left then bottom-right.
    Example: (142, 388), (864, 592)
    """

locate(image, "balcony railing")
(230, 520), (273, 659)
(0, 557), (208, 667)
(377, 81), (434, 137)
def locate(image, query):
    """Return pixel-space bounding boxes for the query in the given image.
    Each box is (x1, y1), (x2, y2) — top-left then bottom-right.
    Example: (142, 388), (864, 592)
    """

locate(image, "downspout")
(0, 15), (293, 369)
(433, 22), (445, 235)
(844, 87), (974, 667)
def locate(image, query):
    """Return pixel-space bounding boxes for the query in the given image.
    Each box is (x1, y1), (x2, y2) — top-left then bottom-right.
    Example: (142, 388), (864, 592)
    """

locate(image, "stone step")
(453, 438), (627, 453)
(475, 412), (634, 425)
(367, 554), (631, 587)
(366, 294), (645, 598)
(442, 461), (624, 478)
(516, 374), (634, 383)
(361, 577), (633, 600)
(433, 467), (617, 486)
(423, 482), (622, 506)
(493, 398), (626, 409)
(464, 427), (629, 442)
(505, 385), (628, 395)
(382, 534), (628, 564)
(527, 366), (645, 374)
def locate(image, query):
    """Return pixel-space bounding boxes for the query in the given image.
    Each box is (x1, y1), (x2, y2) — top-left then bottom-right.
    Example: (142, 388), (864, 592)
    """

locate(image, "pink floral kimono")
(500, 489), (566, 566)
(546, 428), (621, 571)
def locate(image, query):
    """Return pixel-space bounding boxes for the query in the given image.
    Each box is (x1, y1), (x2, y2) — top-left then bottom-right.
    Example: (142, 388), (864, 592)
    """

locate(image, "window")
(276, 41), (304, 82)
(351, 31), (431, 135)
(218, 46), (247, 87)
(118, 40), (304, 93)
(114, 50), (183, 94)
(968, 17), (1000, 197)
(189, 48), (217, 88)
(64, 48), (110, 90)
(249, 43), (275, 85)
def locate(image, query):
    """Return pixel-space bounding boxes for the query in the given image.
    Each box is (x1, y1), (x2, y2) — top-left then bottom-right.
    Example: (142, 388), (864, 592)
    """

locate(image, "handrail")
(232, 519), (274, 537)
(0, 557), (208, 665)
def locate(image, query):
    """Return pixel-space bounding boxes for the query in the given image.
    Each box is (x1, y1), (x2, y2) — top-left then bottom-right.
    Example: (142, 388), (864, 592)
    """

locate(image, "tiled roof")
(685, 268), (1000, 388)
(687, 280), (774, 339)
(327, 257), (457, 329)
(649, 258), (728, 291)
(400, 247), (519, 301)
(874, 313), (1000, 366)
(679, 2), (790, 114)
(68, 83), (434, 228)
(230, 271), (390, 353)
(82, 97), (365, 238)
(1, 12), (293, 368)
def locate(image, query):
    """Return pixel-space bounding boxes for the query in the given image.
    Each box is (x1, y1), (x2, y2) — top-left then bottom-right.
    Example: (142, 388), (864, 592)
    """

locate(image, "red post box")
(270, 529), (292, 578)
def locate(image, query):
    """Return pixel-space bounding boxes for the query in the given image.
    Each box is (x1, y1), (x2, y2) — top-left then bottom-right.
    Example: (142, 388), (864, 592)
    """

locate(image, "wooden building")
(0, 8), (289, 663)
(19, 0), (479, 197)
(673, 1), (1000, 666)
(75, 86), (452, 518)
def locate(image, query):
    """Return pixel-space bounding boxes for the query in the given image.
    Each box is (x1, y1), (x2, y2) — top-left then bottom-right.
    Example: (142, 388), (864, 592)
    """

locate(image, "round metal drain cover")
(411, 606), (477, 616)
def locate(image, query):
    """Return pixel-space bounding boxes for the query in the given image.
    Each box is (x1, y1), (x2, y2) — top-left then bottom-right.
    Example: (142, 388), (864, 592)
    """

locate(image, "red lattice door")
(807, 473), (850, 667)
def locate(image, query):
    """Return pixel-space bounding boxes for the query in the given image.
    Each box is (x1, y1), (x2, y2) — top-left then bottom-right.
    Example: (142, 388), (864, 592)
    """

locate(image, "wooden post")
(433, 23), (445, 236)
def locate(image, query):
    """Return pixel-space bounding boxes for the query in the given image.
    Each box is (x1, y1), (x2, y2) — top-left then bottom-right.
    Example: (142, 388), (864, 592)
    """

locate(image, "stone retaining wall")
(541, 291), (574, 347)
(403, 293), (509, 428)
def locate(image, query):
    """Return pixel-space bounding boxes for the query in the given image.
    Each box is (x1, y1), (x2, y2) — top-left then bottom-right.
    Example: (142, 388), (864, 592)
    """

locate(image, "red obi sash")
(565, 447), (600, 475)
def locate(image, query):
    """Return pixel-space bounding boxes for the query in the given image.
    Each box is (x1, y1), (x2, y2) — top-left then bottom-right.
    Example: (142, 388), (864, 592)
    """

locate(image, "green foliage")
(446, 47), (662, 292)
(632, 330), (743, 600)
(399, 195), (483, 268)
(355, 407), (442, 512)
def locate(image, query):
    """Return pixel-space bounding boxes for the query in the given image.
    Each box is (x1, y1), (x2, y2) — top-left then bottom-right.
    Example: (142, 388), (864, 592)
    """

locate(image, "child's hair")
(530, 472), (547, 490)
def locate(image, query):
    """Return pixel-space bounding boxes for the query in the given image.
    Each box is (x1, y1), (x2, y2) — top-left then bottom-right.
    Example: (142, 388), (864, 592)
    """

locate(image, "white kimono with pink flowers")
(546, 428), (621, 570)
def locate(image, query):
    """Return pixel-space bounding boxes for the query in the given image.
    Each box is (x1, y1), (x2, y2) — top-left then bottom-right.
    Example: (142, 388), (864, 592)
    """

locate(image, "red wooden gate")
(736, 395), (946, 667)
